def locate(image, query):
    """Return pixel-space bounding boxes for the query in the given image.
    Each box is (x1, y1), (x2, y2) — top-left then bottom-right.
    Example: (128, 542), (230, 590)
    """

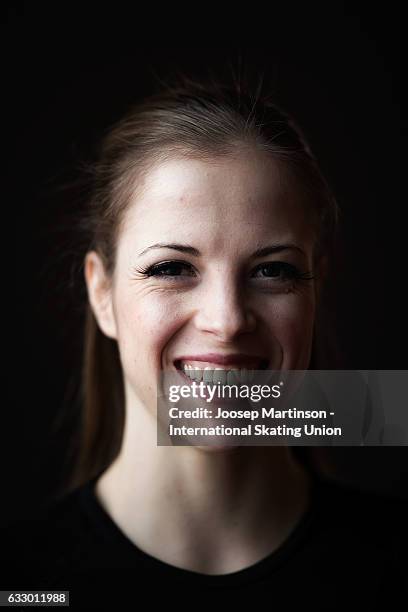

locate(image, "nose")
(194, 276), (257, 340)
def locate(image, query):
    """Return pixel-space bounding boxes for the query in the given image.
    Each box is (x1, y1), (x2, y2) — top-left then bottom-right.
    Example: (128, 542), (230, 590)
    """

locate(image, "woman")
(2, 75), (406, 608)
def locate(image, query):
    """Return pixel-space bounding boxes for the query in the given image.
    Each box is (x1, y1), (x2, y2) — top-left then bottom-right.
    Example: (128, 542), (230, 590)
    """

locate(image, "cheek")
(114, 291), (186, 369)
(112, 292), (186, 409)
(268, 296), (315, 368)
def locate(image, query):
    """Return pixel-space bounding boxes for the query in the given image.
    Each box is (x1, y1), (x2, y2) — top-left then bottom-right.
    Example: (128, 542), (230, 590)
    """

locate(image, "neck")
(95, 394), (312, 575)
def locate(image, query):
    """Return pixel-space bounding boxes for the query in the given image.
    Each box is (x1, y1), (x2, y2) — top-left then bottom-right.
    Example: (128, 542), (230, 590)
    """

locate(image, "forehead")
(120, 152), (315, 250)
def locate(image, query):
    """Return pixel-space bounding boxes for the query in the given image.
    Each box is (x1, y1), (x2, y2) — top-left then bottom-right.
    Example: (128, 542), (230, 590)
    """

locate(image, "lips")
(172, 355), (269, 386)
(173, 353), (269, 369)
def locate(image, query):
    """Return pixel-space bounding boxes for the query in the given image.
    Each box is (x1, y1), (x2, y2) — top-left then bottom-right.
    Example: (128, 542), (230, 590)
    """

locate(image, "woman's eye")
(136, 260), (313, 285)
(146, 261), (196, 277)
(252, 262), (302, 280)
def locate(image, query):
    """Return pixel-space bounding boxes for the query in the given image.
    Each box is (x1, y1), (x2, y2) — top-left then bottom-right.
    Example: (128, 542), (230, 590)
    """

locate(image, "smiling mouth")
(173, 359), (269, 385)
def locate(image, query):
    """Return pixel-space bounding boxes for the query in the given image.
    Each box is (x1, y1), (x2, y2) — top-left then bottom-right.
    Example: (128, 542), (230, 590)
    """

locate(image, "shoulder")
(310, 476), (408, 567)
(315, 476), (408, 523)
(0, 485), (90, 588)
(2, 484), (88, 541)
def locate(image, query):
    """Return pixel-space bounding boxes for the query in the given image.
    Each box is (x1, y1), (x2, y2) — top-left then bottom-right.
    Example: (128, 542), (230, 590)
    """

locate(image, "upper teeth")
(181, 364), (255, 384)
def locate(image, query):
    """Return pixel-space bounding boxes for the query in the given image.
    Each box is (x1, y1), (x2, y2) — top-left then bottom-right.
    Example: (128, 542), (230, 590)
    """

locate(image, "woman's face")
(86, 150), (318, 415)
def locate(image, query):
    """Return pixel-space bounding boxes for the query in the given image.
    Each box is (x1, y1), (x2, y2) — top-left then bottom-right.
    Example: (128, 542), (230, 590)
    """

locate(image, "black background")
(4, 3), (407, 524)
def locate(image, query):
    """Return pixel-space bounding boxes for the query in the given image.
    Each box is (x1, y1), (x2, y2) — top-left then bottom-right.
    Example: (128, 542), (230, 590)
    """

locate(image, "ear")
(84, 251), (118, 340)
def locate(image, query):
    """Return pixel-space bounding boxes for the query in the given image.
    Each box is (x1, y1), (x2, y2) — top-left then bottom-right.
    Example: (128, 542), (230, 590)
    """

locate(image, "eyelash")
(133, 260), (314, 284)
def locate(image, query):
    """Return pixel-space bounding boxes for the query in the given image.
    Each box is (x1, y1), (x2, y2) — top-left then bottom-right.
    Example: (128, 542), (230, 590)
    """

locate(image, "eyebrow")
(138, 242), (306, 258)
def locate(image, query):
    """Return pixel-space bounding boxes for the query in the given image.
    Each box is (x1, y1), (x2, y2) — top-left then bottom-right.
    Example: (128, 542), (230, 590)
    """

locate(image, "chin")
(195, 444), (241, 454)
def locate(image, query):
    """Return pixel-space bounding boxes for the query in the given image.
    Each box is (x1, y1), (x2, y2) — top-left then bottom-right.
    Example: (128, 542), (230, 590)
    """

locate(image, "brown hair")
(63, 74), (341, 494)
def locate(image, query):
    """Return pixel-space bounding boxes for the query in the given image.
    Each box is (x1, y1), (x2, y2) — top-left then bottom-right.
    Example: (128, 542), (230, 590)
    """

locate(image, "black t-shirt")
(1, 474), (407, 609)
